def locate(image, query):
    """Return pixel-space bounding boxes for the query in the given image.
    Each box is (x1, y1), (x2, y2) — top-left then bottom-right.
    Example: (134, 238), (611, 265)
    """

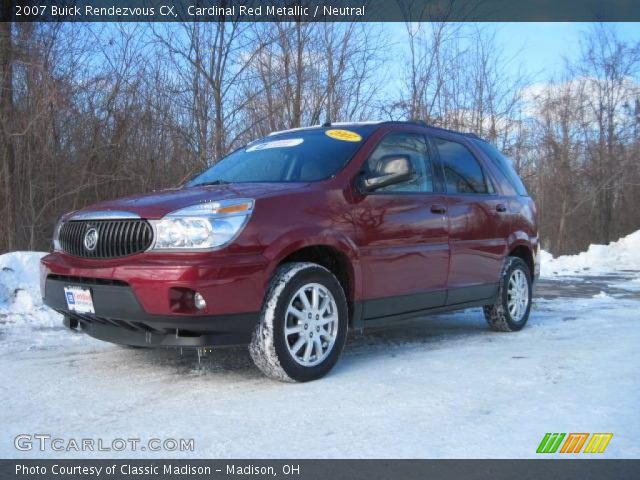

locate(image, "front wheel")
(249, 262), (348, 382)
(484, 257), (533, 332)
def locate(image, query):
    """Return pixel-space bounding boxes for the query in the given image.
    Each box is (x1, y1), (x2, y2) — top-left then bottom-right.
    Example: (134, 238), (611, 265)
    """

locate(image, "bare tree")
(576, 24), (640, 244)
(0, 21), (638, 256)
(0, 10), (15, 250)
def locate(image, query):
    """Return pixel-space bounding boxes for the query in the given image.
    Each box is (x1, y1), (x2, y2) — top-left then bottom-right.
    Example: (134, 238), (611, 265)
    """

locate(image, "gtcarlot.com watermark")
(15, 434), (195, 453)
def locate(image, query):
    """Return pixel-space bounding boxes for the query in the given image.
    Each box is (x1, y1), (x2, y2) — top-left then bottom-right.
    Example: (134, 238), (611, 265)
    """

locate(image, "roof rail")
(406, 121), (486, 142)
(408, 119), (430, 127)
(268, 120), (385, 136)
(463, 132), (483, 140)
(266, 120), (485, 142)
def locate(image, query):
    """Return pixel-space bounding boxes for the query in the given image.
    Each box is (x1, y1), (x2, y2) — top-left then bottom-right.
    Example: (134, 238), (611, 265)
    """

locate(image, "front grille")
(59, 220), (154, 258)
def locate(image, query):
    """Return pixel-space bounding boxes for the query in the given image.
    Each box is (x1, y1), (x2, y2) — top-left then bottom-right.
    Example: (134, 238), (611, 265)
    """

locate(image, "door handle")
(430, 204), (447, 214)
(496, 203), (507, 213)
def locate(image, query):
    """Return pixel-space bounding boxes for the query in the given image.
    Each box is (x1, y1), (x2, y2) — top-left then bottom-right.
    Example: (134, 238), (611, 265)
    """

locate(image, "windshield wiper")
(196, 179), (231, 186)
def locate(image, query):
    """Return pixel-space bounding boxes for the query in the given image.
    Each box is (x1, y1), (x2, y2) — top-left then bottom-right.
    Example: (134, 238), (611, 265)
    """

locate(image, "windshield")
(187, 127), (376, 186)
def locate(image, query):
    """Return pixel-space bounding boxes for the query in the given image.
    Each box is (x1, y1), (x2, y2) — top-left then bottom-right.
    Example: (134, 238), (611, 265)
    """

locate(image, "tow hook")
(63, 315), (80, 331)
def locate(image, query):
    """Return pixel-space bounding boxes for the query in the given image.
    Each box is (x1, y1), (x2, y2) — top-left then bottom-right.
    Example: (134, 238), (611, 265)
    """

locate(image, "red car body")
(41, 122), (539, 348)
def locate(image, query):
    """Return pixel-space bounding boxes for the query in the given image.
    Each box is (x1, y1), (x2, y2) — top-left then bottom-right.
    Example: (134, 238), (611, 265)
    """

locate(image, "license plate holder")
(64, 286), (95, 314)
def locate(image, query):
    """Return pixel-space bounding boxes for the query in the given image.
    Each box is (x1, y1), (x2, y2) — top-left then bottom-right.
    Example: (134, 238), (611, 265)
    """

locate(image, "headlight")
(150, 199), (254, 251)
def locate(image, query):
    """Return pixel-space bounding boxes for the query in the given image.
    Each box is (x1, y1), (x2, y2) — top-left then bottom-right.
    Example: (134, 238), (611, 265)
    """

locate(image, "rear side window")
(433, 137), (488, 194)
(473, 139), (529, 196)
(365, 132), (434, 193)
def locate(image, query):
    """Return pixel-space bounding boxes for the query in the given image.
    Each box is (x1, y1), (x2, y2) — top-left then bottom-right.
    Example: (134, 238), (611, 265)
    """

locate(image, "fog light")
(194, 292), (207, 310)
(169, 287), (208, 313)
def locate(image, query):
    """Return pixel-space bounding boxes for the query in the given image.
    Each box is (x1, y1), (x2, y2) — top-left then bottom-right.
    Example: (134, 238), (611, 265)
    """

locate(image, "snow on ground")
(541, 230), (640, 277)
(1, 241), (639, 459)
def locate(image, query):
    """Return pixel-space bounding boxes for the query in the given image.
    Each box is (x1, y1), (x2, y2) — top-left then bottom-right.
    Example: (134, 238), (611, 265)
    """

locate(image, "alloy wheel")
(507, 269), (529, 323)
(284, 283), (339, 367)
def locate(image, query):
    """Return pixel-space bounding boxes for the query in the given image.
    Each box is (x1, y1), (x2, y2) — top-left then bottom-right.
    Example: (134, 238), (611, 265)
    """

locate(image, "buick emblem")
(84, 227), (99, 251)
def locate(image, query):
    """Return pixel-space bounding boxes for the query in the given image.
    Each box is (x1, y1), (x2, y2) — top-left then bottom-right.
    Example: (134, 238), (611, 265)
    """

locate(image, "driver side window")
(365, 133), (433, 193)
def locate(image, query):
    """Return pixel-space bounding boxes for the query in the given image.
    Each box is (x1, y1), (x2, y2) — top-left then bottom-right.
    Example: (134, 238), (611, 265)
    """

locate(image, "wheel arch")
(508, 243), (534, 277)
(266, 235), (360, 327)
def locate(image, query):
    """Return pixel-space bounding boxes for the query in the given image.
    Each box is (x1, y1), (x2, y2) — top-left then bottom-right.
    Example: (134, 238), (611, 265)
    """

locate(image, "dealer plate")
(64, 286), (95, 314)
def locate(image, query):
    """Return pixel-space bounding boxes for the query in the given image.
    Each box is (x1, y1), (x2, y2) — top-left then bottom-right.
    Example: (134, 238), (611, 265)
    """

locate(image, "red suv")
(41, 121), (539, 382)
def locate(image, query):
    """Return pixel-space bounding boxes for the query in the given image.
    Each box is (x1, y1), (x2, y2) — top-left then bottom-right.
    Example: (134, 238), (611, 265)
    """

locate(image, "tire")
(249, 262), (348, 382)
(483, 257), (533, 332)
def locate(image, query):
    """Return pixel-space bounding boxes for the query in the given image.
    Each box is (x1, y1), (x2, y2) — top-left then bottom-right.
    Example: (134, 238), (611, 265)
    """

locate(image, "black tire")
(483, 257), (533, 332)
(249, 262), (348, 382)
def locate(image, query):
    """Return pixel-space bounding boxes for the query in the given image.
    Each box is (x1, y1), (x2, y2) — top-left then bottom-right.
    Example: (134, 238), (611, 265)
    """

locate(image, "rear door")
(429, 133), (510, 305)
(355, 130), (449, 320)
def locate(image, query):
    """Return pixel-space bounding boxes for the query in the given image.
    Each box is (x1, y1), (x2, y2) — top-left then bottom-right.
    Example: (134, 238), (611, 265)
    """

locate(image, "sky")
(378, 22), (639, 105)
(385, 22), (639, 81)
(494, 22), (640, 80)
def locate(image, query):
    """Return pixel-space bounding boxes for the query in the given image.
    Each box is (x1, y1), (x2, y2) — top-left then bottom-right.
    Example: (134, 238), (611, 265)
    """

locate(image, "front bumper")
(41, 251), (269, 347)
(45, 276), (257, 347)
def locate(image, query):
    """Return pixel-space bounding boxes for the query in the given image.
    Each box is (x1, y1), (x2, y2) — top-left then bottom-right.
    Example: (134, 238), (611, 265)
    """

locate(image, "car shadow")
(122, 308), (493, 381)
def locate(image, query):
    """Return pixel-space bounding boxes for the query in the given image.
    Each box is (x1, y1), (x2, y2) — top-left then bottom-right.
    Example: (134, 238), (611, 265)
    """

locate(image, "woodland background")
(1, 18), (639, 254)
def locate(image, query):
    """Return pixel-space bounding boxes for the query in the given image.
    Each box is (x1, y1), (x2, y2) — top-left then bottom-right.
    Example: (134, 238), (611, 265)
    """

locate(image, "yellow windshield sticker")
(325, 129), (362, 142)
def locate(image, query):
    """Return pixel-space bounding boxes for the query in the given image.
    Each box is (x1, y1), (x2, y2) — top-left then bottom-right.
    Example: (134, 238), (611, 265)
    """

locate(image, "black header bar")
(2, 459), (639, 480)
(6, 0), (640, 22)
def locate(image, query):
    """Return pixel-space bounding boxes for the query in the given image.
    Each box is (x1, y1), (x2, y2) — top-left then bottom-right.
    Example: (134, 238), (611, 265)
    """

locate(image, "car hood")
(68, 183), (309, 220)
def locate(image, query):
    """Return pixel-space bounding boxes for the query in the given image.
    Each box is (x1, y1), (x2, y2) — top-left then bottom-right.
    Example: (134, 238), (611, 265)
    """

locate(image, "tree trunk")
(0, 15), (15, 251)
(292, 21), (303, 128)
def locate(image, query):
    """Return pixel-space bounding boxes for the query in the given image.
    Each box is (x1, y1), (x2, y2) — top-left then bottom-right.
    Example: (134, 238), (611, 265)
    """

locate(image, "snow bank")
(541, 230), (640, 277)
(0, 251), (61, 327)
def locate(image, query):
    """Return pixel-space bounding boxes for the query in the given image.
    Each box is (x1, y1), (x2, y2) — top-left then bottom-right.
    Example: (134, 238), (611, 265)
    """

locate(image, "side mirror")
(360, 155), (413, 192)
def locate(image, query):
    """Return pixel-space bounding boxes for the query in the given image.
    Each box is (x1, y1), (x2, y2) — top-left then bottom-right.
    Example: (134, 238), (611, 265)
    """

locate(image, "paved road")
(534, 271), (640, 300)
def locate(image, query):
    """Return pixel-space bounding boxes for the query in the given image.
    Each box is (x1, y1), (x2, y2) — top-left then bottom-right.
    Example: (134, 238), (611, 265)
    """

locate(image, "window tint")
(472, 139), (529, 196)
(188, 127), (375, 186)
(433, 138), (488, 194)
(365, 133), (433, 193)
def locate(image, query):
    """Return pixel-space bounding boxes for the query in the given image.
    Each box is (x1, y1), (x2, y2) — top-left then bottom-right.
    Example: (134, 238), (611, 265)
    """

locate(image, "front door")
(355, 131), (449, 320)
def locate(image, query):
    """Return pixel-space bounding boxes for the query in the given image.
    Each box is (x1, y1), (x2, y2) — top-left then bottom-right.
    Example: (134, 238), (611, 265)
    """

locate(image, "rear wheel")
(249, 262), (348, 382)
(484, 257), (532, 332)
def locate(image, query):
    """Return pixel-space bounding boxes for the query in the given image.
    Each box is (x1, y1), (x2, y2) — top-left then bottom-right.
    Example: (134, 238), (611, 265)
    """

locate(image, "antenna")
(322, 105), (332, 127)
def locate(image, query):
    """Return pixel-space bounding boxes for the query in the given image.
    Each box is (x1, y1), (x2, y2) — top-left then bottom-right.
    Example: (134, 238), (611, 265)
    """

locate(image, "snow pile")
(541, 230), (640, 277)
(0, 251), (61, 327)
